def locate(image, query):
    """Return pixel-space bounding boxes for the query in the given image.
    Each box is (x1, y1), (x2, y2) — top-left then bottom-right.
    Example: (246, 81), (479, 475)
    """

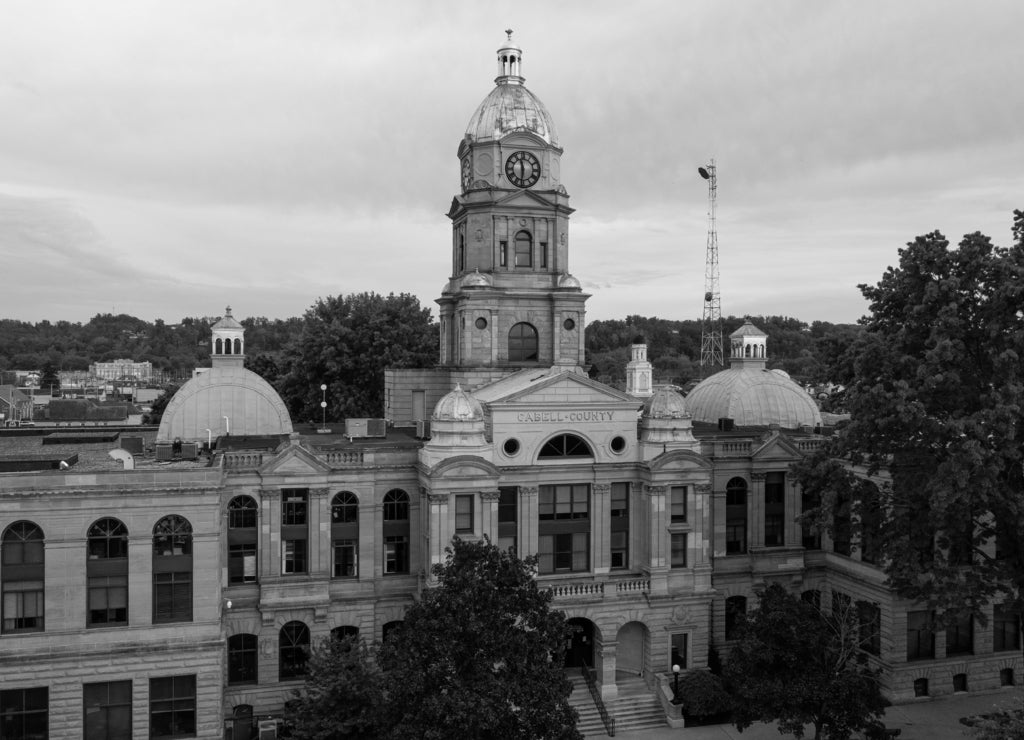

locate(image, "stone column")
(480, 489), (501, 542)
(490, 309), (499, 365)
(750, 473), (767, 549)
(424, 490), (450, 585)
(520, 486), (539, 558)
(311, 487), (330, 576)
(645, 484), (669, 596)
(128, 534), (151, 626)
(598, 638), (619, 702)
(592, 483), (611, 574)
(693, 483), (714, 591)
(260, 488), (281, 578)
(784, 475), (802, 548)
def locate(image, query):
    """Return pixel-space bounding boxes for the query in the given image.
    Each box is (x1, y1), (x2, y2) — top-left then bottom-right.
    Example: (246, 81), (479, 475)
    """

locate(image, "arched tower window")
(2, 521), (44, 633)
(152, 515), (193, 623)
(508, 322), (538, 362)
(279, 621), (310, 680)
(87, 518), (128, 627)
(538, 434), (593, 459)
(383, 490), (410, 575)
(725, 477), (748, 554)
(215, 338), (223, 354)
(332, 491), (359, 578)
(514, 230), (532, 268)
(227, 495), (258, 585)
(233, 338), (242, 354)
(459, 233), (466, 272)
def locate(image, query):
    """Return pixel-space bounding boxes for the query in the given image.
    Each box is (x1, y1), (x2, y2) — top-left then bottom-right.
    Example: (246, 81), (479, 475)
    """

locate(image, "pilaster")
(750, 473), (766, 549)
(520, 486), (539, 557)
(592, 483), (611, 574)
(311, 487), (330, 577)
(261, 488), (281, 578)
(127, 535), (151, 627)
(480, 489), (501, 542)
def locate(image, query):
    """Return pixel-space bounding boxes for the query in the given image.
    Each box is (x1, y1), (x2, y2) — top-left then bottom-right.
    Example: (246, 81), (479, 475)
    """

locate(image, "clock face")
(505, 150), (541, 188)
(461, 158), (472, 191)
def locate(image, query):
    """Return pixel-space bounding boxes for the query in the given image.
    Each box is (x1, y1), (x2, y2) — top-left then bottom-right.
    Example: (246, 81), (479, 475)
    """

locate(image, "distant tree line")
(1, 298), (860, 420)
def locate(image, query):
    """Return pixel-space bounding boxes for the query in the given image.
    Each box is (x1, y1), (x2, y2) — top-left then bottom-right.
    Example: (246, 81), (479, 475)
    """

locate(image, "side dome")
(157, 366), (293, 443)
(466, 83), (559, 146)
(643, 387), (689, 419)
(462, 269), (492, 288)
(685, 368), (822, 429)
(432, 384), (484, 422)
(557, 272), (581, 289)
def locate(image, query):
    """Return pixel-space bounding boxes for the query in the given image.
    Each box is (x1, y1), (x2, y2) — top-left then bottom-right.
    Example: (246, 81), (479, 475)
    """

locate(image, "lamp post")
(318, 384), (329, 433)
(672, 664), (681, 704)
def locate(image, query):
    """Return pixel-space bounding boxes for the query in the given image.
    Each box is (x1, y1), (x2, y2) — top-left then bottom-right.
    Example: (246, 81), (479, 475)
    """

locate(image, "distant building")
(0, 385), (33, 425)
(89, 359), (154, 381)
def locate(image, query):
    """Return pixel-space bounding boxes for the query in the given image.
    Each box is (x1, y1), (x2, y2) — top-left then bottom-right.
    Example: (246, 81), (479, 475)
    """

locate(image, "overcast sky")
(1, 0), (1021, 327)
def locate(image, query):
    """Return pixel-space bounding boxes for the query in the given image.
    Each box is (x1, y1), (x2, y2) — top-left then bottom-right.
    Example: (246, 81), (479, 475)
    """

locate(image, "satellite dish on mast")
(698, 166), (710, 180)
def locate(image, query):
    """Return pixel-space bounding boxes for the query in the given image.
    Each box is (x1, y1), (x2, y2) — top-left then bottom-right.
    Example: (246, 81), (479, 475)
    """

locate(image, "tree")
(794, 211), (1024, 618)
(724, 584), (886, 740)
(278, 292), (437, 421)
(282, 634), (384, 740)
(963, 696), (1024, 739)
(143, 385), (179, 426)
(376, 538), (580, 740)
(39, 362), (60, 395)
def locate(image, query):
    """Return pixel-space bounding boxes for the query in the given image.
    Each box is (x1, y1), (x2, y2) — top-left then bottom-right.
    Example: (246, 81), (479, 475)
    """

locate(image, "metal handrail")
(580, 663), (615, 736)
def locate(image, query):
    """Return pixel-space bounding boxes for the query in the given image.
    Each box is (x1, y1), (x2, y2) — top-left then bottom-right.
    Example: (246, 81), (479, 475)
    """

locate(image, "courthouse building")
(0, 32), (1020, 740)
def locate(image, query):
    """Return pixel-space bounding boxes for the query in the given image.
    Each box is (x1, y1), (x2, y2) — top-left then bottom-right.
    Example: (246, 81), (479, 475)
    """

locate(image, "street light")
(672, 664), (681, 704)
(318, 384), (329, 434)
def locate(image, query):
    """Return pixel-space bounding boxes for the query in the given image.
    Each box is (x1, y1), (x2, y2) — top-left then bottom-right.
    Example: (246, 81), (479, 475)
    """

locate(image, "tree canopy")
(283, 634), (383, 740)
(794, 210), (1024, 618)
(724, 584), (886, 740)
(376, 538), (580, 740)
(277, 292), (438, 421)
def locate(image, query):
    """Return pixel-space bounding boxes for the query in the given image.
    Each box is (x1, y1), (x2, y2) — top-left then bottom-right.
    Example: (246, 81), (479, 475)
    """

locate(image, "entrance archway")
(616, 621), (648, 681)
(565, 617), (596, 669)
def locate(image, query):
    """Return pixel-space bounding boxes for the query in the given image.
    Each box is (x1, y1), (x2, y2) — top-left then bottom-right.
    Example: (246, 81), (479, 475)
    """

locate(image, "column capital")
(750, 472), (768, 482)
(645, 484), (667, 496)
(480, 490), (501, 503)
(310, 487), (330, 498)
(427, 493), (449, 505)
(593, 483), (611, 496)
(695, 483), (712, 495)
(260, 488), (281, 501)
(520, 486), (539, 497)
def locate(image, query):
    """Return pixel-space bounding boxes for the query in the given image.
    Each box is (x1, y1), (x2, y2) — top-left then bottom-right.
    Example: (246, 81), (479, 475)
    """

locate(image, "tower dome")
(685, 321), (822, 429)
(643, 386), (689, 419)
(465, 30), (559, 146)
(431, 384), (484, 422)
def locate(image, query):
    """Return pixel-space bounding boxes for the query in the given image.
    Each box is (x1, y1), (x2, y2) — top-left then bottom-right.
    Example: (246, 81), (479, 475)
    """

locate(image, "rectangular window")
(282, 540), (307, 575)
(84, 681), (131, 740)
(153, 571), (192, 623)
(764, 472), (785, 546)
(610, 530), (628, 569)
(994, 605), (1021, 652)
(228, 543), (257, 585)
(333, 540), (358, 578)
(2, 581), (44, 633)
(670, 486), (687, 523)
(149, 675), (196, 738)
(539, 485), (589, 520)
(946, 614), (974, 656)
(384, 536), (409, 575)
(87, 575), (128, 627)
(538, 533), (589, 574)
(497, 486), (517, 553)
(282, 490), (308, 526)
(227, 635), (258, 686)
(725, 523), (746, 555)
(499, 241), (508, 267)
(515, 238), (532, 268)
(670, 633), (687, 670)
(455, 495), (474, 534)
(800, 489), (821, 550)
(611, 483), (628, 518)
(857, 601), (881, 656)
(1, 687), (48, 740)
(540, 241), (548, 268)
(907, 610), (935, 661)
(670, 533), (687, 568)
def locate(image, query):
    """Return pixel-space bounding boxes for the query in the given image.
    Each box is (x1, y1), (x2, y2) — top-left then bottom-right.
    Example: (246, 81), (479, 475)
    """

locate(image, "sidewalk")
(602, 687), (1024, 739)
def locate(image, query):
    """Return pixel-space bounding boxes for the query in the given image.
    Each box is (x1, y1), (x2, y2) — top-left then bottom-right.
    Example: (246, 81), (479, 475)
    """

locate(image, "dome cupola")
(211, 306), (244, 368)
(431, 384), (484, 422)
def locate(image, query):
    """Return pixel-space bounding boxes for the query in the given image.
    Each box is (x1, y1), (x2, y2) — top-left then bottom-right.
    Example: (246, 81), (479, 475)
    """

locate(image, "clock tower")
(439, 30), (588, 369)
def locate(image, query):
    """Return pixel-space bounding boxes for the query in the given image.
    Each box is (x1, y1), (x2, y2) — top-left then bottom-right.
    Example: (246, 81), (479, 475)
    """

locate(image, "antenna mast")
(698, 160), (723, 374)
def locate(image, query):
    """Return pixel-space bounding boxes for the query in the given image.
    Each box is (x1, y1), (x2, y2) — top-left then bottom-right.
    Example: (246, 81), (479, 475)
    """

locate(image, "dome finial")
(505, 28), (513, 41)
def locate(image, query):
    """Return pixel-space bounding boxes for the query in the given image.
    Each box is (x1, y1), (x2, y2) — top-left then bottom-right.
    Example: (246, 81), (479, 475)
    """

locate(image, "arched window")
(2, 521), (44, 633)
(215, 338), (223, 354)
(725, 477), (748, 555)
(538, 434), (592, 459)
(383, 490), (409, 575)
(514, 230), (532, 268)
(227, 496), (258, 585)
(230, 705), (254, 740)
(87, 518), (128, 627)
(508, 322), (538, 362)
(725, 595), (747, 640)
(228, 634), (258, 685)
(233, 338), (242, 354)
(382, 620), (403, 646)
(279, 621), (310, 680)
(331, 625), (359, 642)
(332, 492), (359, 578)
(153, 515), (192, 623)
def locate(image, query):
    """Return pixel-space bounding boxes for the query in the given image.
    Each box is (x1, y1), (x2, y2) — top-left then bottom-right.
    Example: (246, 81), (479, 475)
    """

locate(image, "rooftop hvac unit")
(258, 719), (279, 739)
(344, 418), (387, 439)
(415, 419), (431, 440)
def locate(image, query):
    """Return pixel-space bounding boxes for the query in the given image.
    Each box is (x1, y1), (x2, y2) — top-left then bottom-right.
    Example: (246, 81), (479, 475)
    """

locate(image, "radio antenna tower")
(698, 160), (723, 375)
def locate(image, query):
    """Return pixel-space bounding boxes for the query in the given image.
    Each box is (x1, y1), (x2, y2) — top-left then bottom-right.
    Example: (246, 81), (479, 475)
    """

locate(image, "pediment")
(427, 454), (501, 480)
(492, 371), (637, 407)
(751, 432), (805, 461)
(500, 132), (550, 148)
(493, 189), (556, 210)
(648, 449), (713, 473)
(259, 443), (332, 476)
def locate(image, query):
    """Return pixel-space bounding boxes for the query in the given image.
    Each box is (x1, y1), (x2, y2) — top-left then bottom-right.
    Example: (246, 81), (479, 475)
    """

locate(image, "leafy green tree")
(964, 696), (1024, 739)
(278, 292), (437, 420)
(724, 584), (885, 740)
(794, 211), (1024, 617)
(143, 385), (179, 426)
(39, 362), (60, 395)
(283, 634), (384, 740)
(377, 538), (580, 740)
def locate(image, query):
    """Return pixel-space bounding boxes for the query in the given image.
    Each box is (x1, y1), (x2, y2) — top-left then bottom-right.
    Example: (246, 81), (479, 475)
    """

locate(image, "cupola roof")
(431, 384), (484, 422)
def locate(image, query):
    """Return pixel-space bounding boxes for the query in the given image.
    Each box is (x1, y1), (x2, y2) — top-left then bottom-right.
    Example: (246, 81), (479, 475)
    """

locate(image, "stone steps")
(568, 676), (666, 738)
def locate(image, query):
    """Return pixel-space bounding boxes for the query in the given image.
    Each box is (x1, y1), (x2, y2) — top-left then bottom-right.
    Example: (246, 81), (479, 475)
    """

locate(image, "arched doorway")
(565, 617), (596, 669)
(616, 621), (648, 681)
(230, 704), (253, 740)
